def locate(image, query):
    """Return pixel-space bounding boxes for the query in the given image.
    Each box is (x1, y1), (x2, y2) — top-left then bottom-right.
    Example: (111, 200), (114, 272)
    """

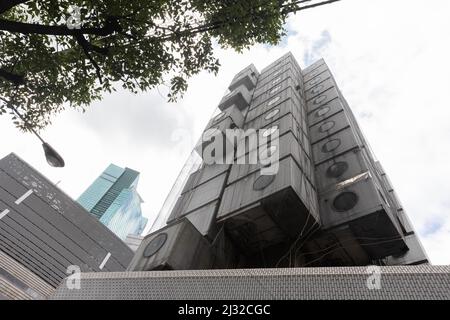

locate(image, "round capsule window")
(311, 84), (324, 94)
(326, 161), (348, 178)
(322, 139), (341, 153)
(263, 126), (278, 137)
(319, 120), (335, 133)
(143, 233), (168, 257)
(316, 106), (330, 117)
(264, 108), (280, 120)
(333, 192), (358, 212)
(253, 174), (276, 191)
(268, 96), (281, 106)
(313, 95), (327, 105)
(270, 85), (282, 94)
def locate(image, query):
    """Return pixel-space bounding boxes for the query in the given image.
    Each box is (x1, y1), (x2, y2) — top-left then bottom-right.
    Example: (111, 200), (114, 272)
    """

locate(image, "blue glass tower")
(78, 164), (147, 240)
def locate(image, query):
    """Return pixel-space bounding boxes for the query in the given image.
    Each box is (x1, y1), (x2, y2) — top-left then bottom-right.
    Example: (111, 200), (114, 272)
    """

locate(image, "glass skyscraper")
(78, 164), (147, 240)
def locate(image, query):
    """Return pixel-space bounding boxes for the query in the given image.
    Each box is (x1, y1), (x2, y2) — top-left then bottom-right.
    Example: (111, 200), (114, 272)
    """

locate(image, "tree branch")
(0, 67), (25, 85)
(0, 18), (119, 36)
(74, 33), (103, 83)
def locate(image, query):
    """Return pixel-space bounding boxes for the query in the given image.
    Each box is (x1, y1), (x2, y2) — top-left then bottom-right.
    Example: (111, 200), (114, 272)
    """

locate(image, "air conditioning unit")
(306, 87), (340, 114)
(127, 219), (214, 271)
(168, 171), (227, 222)
(314, 148), (371, 191)
(309, 110), (351, 144)
(228, 64), (259, 91)
(228, 132), (314, 186)
(307, 97), (344, 126)
(318, 174), (406, 259)
(384, 234), (429, 265)
(305, 78), (335, 101)
(218, 84), (252, 111)
(303, 63), (328, 82)
(246, 95), (305, 126)
(217, 156), (320, 254)
(311, 127), (361, 165)
(206, 104), (245, 130)
(250, 86), (301, 111)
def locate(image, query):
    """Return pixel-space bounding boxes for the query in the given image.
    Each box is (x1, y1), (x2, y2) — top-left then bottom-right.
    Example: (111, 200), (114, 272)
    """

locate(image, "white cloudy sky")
(1, 0), (449, 264)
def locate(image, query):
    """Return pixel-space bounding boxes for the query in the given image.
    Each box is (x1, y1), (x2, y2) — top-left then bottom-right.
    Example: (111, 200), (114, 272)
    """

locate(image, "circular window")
(311, 84), (324, 94)
(313, 95), (327, 105)
(272, 77), (281, 84)
(263, 126), (278, 137)
(213, 112), (226, 122)
(319, 120), (335, 133)
(259, 145), (277, 158)
(309, 76), (321, 86)
(143, 233), (168, 257)
(322, 139), (341, 153)
(326, 162), (348, 178)
(253, 174), (276, 190)
(316, 106), (330, 117)
(268, 96), (281, 106)
(264, 108), (280, 120)
(270, 85), (281, 94)
(333, 192), (358, 212)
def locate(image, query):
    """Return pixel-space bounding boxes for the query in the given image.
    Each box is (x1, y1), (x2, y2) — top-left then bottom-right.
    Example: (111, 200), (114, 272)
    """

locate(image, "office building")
(78, 164), (147, 240)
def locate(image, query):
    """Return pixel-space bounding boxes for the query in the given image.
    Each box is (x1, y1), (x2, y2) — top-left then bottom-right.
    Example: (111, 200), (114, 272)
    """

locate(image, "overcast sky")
(1, 0), (449, 264)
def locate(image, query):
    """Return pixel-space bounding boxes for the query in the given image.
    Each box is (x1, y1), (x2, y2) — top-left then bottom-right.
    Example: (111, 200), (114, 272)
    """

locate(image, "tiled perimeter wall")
(51, 265), (450, 300)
